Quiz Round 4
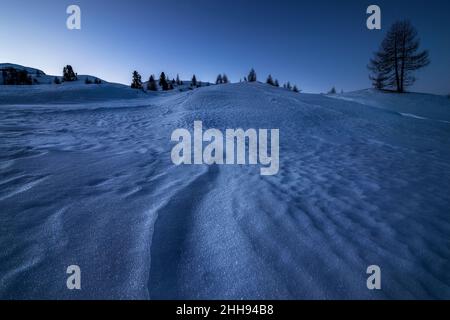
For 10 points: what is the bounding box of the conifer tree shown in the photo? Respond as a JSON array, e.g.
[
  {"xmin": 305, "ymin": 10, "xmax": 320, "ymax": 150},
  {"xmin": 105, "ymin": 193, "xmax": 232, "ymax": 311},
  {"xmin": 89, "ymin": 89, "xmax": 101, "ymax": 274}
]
[
  {"xmin": 222, "ymin": 74, "xmax": 229, "ymax": 84},
  {"xmin": 368, "ymin": 20, "xmax": 430, "ymax": 92},
  {"xmin": 131, "ymin": 71, "xmax": 143, "ymax": 89},
  {"xmin": 248, "ymin": 68, "xmax": 257, "ymax": 82},
  {"xmin": 159, "ymin": 72, "xmax": 169, "ymax": 91},
  {"xmin": 63, "ymin": 65, "xmax": 77, "ymax": 82},
  {"xmin": 147, "ymin": 75, "xmax": 158, "ymax": 91},
  {"xmin": 191, "ymin": 74, "xmax": 198, "ymax": 87}
]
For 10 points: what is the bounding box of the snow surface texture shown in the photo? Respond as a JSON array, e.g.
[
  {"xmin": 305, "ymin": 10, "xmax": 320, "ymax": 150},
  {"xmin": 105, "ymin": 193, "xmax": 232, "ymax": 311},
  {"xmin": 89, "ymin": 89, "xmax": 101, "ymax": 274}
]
[{"xmin": 0, "ymin": 82, "xmax": 449, "ymax": 299}]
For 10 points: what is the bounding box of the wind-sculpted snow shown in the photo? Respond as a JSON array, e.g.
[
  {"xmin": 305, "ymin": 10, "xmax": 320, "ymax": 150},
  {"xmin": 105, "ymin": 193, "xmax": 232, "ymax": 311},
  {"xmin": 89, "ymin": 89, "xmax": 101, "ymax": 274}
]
[{"xmin": 0, "ymin": 83, "xmax": 449, "ymax": 299}]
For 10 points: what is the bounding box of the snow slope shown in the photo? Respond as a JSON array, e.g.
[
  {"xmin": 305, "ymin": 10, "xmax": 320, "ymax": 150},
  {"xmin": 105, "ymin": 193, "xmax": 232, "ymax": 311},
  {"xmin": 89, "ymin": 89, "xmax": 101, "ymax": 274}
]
[
  {"xmin": 0, "ymin": 63, "xmax": 207, "ymax": 105},
  {"xmin": 0, "ymin": 82, "xmax": 147, "ymax": 105},
  {"xmin": 0, "ymin": 63, "xmax": 144, "ymax": 105},
  {"xmin": 0, "ymin": 82, "xmax": 449, "ymax": 299},
  {"xmin": 0, "ymin": 63, "xmax": 110, "ymax": 87},
  {"xmin": 332, "ymin": 89, "xmax": 450, "ymax": 123}
]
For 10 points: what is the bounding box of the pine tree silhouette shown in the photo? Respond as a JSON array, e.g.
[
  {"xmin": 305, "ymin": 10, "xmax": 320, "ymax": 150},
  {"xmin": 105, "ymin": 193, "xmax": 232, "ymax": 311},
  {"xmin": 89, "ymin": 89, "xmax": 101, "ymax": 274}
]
[
  {"xmin": 248, "ymin": 68, "xmax": 257, "ymax": 82},
  {"xmin": 63, "ymin": 65, "xmax": 77, "ymax": 82},
  {"xmin": 191, "ymin": 75, "xmax": 198, "ymax": 87},
  {"xmin": 147, "ymin": 75, "xmax": 158, "ymax": 91},
  {"xmin": 328, "ymin": 86, "xmax": 337, "ymax": 94},
  {"xmin": 159, "ymin": 72, "xmax": 169, "ymax": 91},
  {"xmin": 131, "ymin": 71, "xmax": 143, "ymax": 89},
  {"xmin": 222, "ymin": 74, "xmax": 229, "ymax": 84}
]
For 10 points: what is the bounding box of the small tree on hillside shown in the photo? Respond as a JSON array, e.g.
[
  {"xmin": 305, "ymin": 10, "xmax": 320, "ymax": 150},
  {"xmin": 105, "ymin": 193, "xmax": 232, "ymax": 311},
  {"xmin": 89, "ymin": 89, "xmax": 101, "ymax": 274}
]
[
  {"xmin": 216, "ymin": 74, "xmax": 223, "ymax": 84},
  {"xmin": 159, "ymin": 72, "xmax": 169, "ymax": 91},
  {"xmin": 328, "ymin": 86, "xmax": 337, "ymax": 94},
  {"xmin": 54, "ymin": 77, "xmax": 61, "ymax": 84},
  {"xmin": 131, "ymin": 71, "xmax": 143, "ymax": 89},
  {"xmin": 147, "ymin": 75, "xmax": 158, "ymax": 91},
  {"xmin": 274, "ymin": 79, "xmax": 279, "ymax": 87},
  {"xmin": 248, "ymin": 68, "xmax": 257, "ymax": 82},
  {"xmin": 222, "ymin": 74, "xmax": 229, "ymax": 84},
  {"xmin": 293, "ymin": 85, "xmax": 300, "ymax": 93},
  {"xmin": 266, "ymin": 74, "xmax": 274, "ymax": 86},
  {"xmin": 191, "ymin": 75, "xmax": 198, "ymax": 87},
  {"xmin": 63, "ymin": 65, "xmax": 77, "ymax": 82}
]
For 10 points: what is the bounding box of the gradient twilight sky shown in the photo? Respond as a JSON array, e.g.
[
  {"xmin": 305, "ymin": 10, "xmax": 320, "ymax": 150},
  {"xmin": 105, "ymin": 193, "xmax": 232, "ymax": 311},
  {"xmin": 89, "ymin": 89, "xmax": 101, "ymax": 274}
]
[{"xmin": 1, "ymin": 0, "xmax": 449, "ymax": 94}]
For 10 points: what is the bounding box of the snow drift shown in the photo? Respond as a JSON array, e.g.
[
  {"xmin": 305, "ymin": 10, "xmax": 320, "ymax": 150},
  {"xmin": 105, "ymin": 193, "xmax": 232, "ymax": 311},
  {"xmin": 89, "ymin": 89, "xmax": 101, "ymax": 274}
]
[{"xmin": 0, "ymin": 79, "xmax": 449, "ymax": 299}]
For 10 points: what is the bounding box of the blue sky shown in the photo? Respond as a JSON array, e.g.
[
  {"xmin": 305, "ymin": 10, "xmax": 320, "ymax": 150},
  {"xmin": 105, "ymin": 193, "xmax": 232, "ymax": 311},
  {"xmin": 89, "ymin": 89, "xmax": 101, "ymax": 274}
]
[{"xmin": 1, "ymin": 0, "xmax": 449, "ymax": 94}]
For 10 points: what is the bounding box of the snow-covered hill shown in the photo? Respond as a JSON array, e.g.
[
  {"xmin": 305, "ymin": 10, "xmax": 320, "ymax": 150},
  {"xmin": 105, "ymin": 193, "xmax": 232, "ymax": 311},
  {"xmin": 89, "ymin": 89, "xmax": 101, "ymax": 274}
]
[
  {"xmin": 0, "ymin": 82, "xmax": 148, "ymax": 105},
  {"xmin": 332, "ymin": 89, "xmax": 450, "ymax": 123},
  {"xmin": 0, "ymin": 64, "xmax": 210, "ymax": 104},
  {"xmin": 0, "ymin": 82, "xmax": 449, "ymax": 299},
  {"xmin": 0, "ymin": 63, "xmax": 109, "ymax": 86},
  {"xmin": 0, "ymin": 63, "xmax": 144, "ymax": 104}
]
